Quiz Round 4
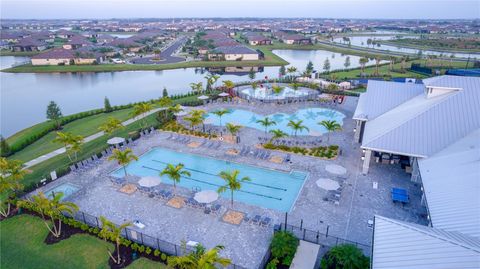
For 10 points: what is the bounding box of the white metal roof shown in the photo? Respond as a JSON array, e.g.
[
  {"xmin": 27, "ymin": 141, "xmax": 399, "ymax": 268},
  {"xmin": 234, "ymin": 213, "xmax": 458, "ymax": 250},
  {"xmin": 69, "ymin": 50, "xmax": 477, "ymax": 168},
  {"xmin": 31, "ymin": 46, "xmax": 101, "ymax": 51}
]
[
  {"xmin": 361, "ymin": 76, "xmax": 480, "ymax": 157},
  {"xmin": 419, "ymin": 128, "xmax": 480, "ymax": 238},
  {"xmin": 353, "ymin": 80, "xmax": 424, "ymax": 120},
  {"xmin": 372, "ymin": 215, "xmax": 480, "ymax": 269}
]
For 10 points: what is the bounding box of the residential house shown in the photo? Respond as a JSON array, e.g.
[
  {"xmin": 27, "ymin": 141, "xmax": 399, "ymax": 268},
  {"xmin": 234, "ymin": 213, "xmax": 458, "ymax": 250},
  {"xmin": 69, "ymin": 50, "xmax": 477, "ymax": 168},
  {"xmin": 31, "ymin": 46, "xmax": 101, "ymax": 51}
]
[
  {"xmin": 208, "ymin": 45, "xmax": 259, "ymax": 61},
  {"xmin": 245, "ymin": 34, "xmax": 272, "ymax": 46},
  {"xmin": 109, "ymin": 38, "xmax": 145, "ymax": 52},
  {"xmin": 11, "ymin": 37, "xmax": 48, "ymax": 51},
  {"xmin": 62, "ymin": 35, "xmax": 93, "ymax": 50},
  {"xmin": 31, "ymin": 48, "xmax": 104, "ymax": 65}
]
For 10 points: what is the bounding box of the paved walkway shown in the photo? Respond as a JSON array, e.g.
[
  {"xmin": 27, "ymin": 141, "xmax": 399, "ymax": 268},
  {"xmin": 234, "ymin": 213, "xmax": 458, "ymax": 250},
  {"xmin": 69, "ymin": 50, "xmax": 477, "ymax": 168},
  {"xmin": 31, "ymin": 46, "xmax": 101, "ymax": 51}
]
[
  {"xmin": 23, "ymin": 108, "xmax": 163, "ymax": 169},
  {"xmin": 290, "ymin": 240, "xmax": 320, "ymax": 269}
]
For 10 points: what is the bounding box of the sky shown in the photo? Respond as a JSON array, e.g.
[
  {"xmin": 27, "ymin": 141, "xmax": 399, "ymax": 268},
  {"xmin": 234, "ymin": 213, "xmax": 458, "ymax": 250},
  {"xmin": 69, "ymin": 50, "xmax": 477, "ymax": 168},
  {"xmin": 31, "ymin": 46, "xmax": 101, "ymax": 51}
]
[{"xmin": 1, "ymin": 0, "xmax": 479, "ymax": 20}]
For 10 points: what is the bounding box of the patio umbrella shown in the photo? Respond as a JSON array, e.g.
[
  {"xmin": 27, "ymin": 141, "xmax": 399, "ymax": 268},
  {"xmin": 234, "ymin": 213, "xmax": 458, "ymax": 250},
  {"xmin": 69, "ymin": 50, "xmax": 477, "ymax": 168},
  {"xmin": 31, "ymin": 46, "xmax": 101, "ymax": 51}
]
[
  {"xmin": 316, "ymin": 178, "xmax": 340, "ymax": 191},
  {"xmin": 194, "ymin": 190, "xmax": 219, "ymax": 204},
  {"xmin": 107, "ymin": 137, "xmax": 125, "ymax": 145},
  {"xmin": 197, "ymin": 95, "xmax": 210, "ymax": 100},
  {"xmin": 138, "ymin": 176, "xmax": 161, "ymax": 187},
  {"xmin": 218, "ymin": 92, "xmax": 229, "ymax": 97}
]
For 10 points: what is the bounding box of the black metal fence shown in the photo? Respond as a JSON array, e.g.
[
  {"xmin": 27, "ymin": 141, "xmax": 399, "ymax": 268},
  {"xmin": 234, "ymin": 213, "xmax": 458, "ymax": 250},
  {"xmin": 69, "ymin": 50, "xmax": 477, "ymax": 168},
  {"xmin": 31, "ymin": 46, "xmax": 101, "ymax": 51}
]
[
  {"xmin": 279, "ymin": 223, "xmax": 372, "ymax": 257},
  {"xmin": 71, "ymin": 210, "xmax": 268, "ymax": 269}
]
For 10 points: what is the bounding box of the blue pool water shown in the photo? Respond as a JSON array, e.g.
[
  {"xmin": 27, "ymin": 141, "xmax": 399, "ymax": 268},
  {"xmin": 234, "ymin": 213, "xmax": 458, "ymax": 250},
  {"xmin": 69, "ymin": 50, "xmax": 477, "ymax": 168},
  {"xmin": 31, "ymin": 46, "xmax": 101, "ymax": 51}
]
[
  {"xmin": 111, "ymin": 148, "xmax": 307, "ymax": 212},
  {"xmin": 205, "ymin": 108, "xmax": 345, "ymax": 136},
  {"xmin": 45, "ymin": 183, "xmax": 80, "ymax": 200}
]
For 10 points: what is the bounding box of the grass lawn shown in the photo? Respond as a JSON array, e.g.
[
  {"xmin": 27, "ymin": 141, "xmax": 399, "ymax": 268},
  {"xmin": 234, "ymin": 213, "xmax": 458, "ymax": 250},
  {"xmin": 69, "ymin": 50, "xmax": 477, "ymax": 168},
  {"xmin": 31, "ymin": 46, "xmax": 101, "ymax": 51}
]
[
  {"xmin": 0, "ymin": 214, "xmax": 167, "ymax": 269},
  {"xmin": 0, "ymin": 214, "xmax": 113, "ymax": 269},
  {"xmin": 0, "ymin": 50, "xmax": 42, "ymax": 56}
]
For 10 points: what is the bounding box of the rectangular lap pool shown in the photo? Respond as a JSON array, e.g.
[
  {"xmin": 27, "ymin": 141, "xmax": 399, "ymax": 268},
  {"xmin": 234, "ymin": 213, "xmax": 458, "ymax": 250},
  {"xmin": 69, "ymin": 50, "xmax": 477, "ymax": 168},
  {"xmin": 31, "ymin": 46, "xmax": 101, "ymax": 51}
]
[{"xmin": 111, "ymin": 148, "xmax": 307, "ymax": 212}]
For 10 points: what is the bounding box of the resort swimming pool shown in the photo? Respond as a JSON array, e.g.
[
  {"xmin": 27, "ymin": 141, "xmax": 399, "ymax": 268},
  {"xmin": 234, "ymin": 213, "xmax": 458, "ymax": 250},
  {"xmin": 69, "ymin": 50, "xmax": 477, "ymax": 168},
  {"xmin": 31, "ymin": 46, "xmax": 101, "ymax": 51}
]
[
  {"xmin": 45, "ymin": 182, "xmax": 80, "ymax": 200},
  {"xmin": 240, "ymin": 86, "xmax": 309, "ymax": 100},
  {"xmin": 205, "ymin": 108, "xmax": 345, "ymax": 136},
  {"xmin": 111, "ymin": 147, "xmax": 307, "ymax": 212}
]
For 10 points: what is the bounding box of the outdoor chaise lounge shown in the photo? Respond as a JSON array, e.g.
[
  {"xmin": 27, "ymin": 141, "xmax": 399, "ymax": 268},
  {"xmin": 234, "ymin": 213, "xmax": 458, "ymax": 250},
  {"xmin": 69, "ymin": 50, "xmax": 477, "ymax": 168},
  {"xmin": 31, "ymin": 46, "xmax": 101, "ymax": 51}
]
[
  {"xmin": 251, "ymin": 215, "xmax": 261, "ymax": 225},
  {"xmin": 261, "ymin": 217, "xmax": 272, "ymax": 227}
]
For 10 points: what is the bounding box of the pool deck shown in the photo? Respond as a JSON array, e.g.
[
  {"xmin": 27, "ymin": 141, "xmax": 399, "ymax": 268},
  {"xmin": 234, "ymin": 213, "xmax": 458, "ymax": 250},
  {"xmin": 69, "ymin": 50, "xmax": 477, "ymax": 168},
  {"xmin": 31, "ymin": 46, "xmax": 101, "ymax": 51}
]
[{"xmin": 31, "ymin": 97, "xmax": 428, "ymax": 268}]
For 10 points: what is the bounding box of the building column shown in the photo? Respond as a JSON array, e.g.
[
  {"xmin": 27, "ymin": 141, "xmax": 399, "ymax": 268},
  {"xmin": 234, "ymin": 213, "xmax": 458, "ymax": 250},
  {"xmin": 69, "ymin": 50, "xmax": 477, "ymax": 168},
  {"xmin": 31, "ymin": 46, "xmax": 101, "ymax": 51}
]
[
  {"xmin": 362, "ymin": 149, "xmax": 372, "ymax": 175},
  {"xmin": 354, "ymin": 120, "xmax": 362, "ymax": 143}
]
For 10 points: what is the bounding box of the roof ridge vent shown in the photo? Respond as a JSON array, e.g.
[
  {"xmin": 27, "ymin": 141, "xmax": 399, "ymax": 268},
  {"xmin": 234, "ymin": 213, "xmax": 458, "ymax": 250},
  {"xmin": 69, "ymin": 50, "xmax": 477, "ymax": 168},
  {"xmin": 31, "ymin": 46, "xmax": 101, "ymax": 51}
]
[{"xmin": 425, "ymin": 85, "xmax": 461, "ymax": 99}]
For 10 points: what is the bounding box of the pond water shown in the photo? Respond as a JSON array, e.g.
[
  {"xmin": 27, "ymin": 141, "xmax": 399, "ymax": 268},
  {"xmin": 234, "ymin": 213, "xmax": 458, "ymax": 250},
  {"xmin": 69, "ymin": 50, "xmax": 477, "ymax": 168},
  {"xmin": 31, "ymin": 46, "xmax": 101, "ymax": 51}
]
[
  {"xmin": 1, "ymin": 49, "xmax": 375, "ymax": 136},
  {"xmin": 333, "ymin": 35, "xmax": 480, "ymax": 59}
]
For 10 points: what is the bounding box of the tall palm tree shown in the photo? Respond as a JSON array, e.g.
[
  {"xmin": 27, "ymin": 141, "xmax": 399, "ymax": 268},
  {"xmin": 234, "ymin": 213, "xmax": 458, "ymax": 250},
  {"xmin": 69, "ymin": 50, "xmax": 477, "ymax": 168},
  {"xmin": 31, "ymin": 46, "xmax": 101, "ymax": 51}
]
[
  {"xmin": 256, "ymin": 117, "xmax": 277, "ymax": 135},
  {"xmin": 211, "ymin": 109, "xmax": 230, "ymax": 127},
  {"xmin": 225, "ymin": 123, "xmax": 242, "ymax": 143},
  {"xmin": 217, "ymin": 170, "xmax": 250, "ymax": 208},
  {"xmin": 158, "ymin": 97, "xmax": 173, "ymax": 119},
  {"xmin": 53, "ymin": 132, "xmax": 84, "ymax": 162},
  {"xmin": 286, "ymin": 66, "xmax": 297, "ymax": 77},
  {"xmin": 359, "ymin": 57, "xmax": 369, "ymax": 74},
  {"xmin": 269, "ymin": 129, "xmax": 288, "ymax": 143},
  {"xmin": 287, "ymin": 120, "xmax": 309, "ymax": 137},
  {"xmin": 374, "ymin": 57, "xmax": 381, "ymax": 76},
  {"xmin": 190, "ymin": 82, "xmax": 203, "ymax": 94},
  {"xmin": 108, "ymin": 148, "xmax": 138, "ymax": 177},
  {"xmin": 168, "ymin": 103, "xmax": 184, "ymax": 116},
  {"xmin": 0, "ymin": 158, "xmax": 25, "ymax": 218},
  {"xmin": 319, "ymin": 120, "xmax": 342, "ymax": 142},
  {"xmin": 183, "ymin": 111, "xmax": 204, "ymax": 131},
  {"xmin": 99, "ymin": 216, "xmax": 132, "ymax": 265},
  {"xmin": 222, "ymin": 80, "xmax": 235, "ymax": 92},
  {"xmin": 160, "ymin": 163, "xmax": 191, "ymax": 195},
  {"xmin": 167, "ymin": 244, "xmax": 231, "ymax": 269},
  {"xmin": 210, "ymin": 74, "xmax": 220, "ymax": 89},
  {"xmin": 27, "ymin": 192, "xmax": 79, "ymax": 238},
  {"xmin": 99, "ymin": 117, "xmax": 124, "ymax": 137},
  {"xmin": 131, "ymin": 102, "xmax": 153, "ymax": 129}
]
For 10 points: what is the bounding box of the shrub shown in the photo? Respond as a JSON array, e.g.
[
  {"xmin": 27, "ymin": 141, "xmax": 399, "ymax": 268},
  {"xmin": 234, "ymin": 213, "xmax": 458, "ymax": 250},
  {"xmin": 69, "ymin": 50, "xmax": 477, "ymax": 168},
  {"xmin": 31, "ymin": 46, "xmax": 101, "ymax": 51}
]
[
  {"xmin": 138, "ymin": 245, "xmax": 145, "ymax": 253},
  {"xmin": 321, "ymin": 244, "xmax": 370, "ymax": 269},
  {"xmin": 270, "ymin": 231, "xmax": 299, "ymax": 266},
  {"xmin": 80, "ymin": 224, "xmax": 89, "ymax": 231},
  {"xmin": 266, "ymin": 258, "xmax": 279, "ymax": 269},
  {"xmin": 145, "ymin": 247, "xmax": 152, "ymax": 255},
  {"xmin": 154, "ymin": 249, "xmax": 161, "ymax": 257},
  {"xmin": 161, "ymin": 253, "xmax": 167, "ymax": 261},
  {"xmin": 131, "ymin": 243, "xmax": 139, "ymax": 251}
]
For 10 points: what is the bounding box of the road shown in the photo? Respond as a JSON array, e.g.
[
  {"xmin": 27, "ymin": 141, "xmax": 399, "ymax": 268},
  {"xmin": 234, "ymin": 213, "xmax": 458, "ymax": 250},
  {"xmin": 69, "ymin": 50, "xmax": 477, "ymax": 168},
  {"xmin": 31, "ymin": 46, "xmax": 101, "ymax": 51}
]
[{"xmin": 131, "ymin": 37, "xmax": 187, "ymax": 64}]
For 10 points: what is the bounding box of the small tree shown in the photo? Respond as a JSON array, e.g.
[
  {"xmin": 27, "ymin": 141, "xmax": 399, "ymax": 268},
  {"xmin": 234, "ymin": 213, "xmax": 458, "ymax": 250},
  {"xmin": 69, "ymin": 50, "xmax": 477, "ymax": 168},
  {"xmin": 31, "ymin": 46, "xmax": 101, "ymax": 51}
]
[
  {"xmin": 99, "ymin": 216, "xmax": 132, "ymax": 265},
  {"xmin": 99, "ymin": 117, "xmax": 124, "ymax": 137},
  {"xmin": 162, "ymin": 87, "xmax": 169, "ymax": 97},
  {"xmin": 248, "ymin": 67, "xmax": 256, "ymax": 80},
  {"xmin": 279, "ymin": 65, "xmax": 286, "ymax": 77},
  {"xmin": 46, "ymin": 101, "xmax": 63, "ymax": 130},
  {"xmin": 323, "ymin": 58, "xmax": 331, "ymax": 72},
  {"xmin": 256, "ymin": 117, "xmax": 277, "ymax": 135},
  {"xmin": 269, "ymin": 129, "xmax": 288, "ymax": 143},
  {"xmin": 160, "ymin": 163, "xmax": 191, "ymax": 195},
  {"xmin": 108, "ymin": 148, "xmax": 138, "ymax": 177},
  {"xmin": 287, "ymin": 120, "xmax": 309, "ymax": 137},
  {"xmin": 104, "ymin": 97, "xmax": 113, "ymax": 113},
  {"xmin": 306, "ymin": 60, "xmax": 314, "ymax": 74},
  {"xmin": 225, "ymin": 123, "xmax": 242, "ymax": 143},
  {"xmin": 344, "ymin": 56, "xmax": 351, "ymax": 69},
  {"xmin": 217, "ymin": 170, "xmax": 250, "ymax": 208},
  {"xmin": 359, "ymin": 57, "xmax": 369, "ymax": 74},
  {"xmin": 0, "ymin": 158, "xmax": 25, "ymax": 218},
  {"xmin": 0, "ymin": 136, "xmax": 11, "ymax": 157},
  {"xmin": 131, "ymin": 102, "xmax": 153, "ymax": 130},
  {"xmin": 53, "ymin": 132, "xmax": 84, "ymax": 162},
  {"xmin": 270, "ymin": 231, "xmax": 299, "ymax": 266},
  {"xmin": 321, "ymin": 244, "xmax": 370, "ymax": 269},
  {"xmin": 167, "ymin": 244, "xmax": 231, "ymax": 269}
]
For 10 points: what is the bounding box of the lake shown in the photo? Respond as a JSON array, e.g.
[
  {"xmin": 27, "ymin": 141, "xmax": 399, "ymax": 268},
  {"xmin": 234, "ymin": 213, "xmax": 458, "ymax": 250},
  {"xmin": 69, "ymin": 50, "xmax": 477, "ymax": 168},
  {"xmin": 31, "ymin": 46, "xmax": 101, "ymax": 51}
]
[
  {"xmin": 1, "ymin": 49, "xmax": 378, "ymax": 136},
  {"xmin": 333, "ymin": 35, "xmax": 480, "ymax": 59}
]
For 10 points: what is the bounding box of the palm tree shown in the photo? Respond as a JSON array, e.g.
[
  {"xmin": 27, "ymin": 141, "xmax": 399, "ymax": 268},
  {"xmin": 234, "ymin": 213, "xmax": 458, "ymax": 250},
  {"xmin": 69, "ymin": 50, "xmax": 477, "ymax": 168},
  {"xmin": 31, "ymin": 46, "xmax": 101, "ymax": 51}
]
[
  {"xmin": 256, "ymin": 117, "xmax": 276, "ymax": 135},
  {"xmin": 374, "ymin": 57, "xmax": 381, "ymax": 76},
  {"xmin": 158, "ymin": 96, "xmax": 173, "ymax": 119},
  {"xmin": 53, "ymin": 132, "xmax": 84, "ymax": 162},
  {"xmin": 167, "ymin": 244, "xmax": 231, "ymax": 269},
  {"xmin": 287, "ymin": 120, "xmax": 309, "ymax": 137},
  {"xmin": 359, "ymin": 57, "xmax": 369, "ymax": 74},
  {"xmin": 319, "ymin": 120, "xmax": 342, "ymax": 142},
  {"xmin": 99, "ymin": 216, "xmax": 132, "ymax": 265},
  {"xmin": 271, "ymin": 85, "xmax": 284, "ymax": 95},
  {"xmin": 190, "ymin": 82, "xmax": 203, "ymax": 94},
  {"xmin": 225, "ymin": 123, "xmax": 242, "ymax": 143},
  {"xmin": 217, "ymin": 170, "xmax": 250, "ymax": 208},
  {"xmin": 28, "ymin": 192, "xmax": 79, "ymax": 238},
  {"xmin": 183, "ymin": 110, "xmax": 205, "ymax": 131},
  {"xmin": 222, "ymin": 80, "xmax": 235, "ymax": 92},
  {"xmin": 269, "ymin": 129, "xmax": 288, "ymax": 143},
  {"xmin": 289, "ymin": 83, "xmax": 301, "ymax": 91},
  {"xmin": 251, "ymin": 81, "xmax": 259, "ymax": 92},
  {"xmin": 211, "ymin": 109, "xmax": 230, "ymax": 127},
  {"xmin": 108, "ymin": 148, "xmax": 138, "ymax": 177},
  {"xmin": 131, "ymin": 102, "xmax": 153, "ymax": 129},
  {"xmin": 99, "ymin": 117, "xmax": 124, "ymax": 137},
  {"xmin": 0, "ymin": 158, "xmax": 25, "ymax": 218},
  {"xmin": 286, "ymin": 66, "xmax": 297, "ymax": 77},
  {"xmin": 210, "ymin": 74, "xmax": 220, "ymax": 89},
  {"xmin": 168, "ymin": 103, "xmax": 183, "ymax": 116},
  {"xmin": 160, "ymin": 163, "xmax": 191, "ymax": 195}
]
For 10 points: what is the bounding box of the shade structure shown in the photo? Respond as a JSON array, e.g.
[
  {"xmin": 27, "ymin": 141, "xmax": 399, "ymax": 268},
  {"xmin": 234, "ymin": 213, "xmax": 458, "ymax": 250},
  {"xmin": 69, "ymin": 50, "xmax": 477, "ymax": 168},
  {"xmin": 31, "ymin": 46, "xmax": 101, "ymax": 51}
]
[
  {"xmin": 197, "ymin": 95, "xmax": 210, "ymax": 100},
  {"xmin": 107, "ymin": 137, "xmax": 125, "ymax": 145},
  {"xmin": 218, "ymin": 92, "xmax": 230, "ymax": 97},
  {"xmin": 138, "ymin": 176, "xmax": 161, "ymax": 187},
  {"xmin": 194, "ymin": 190, "xmax": 219, "ymax": 204}
]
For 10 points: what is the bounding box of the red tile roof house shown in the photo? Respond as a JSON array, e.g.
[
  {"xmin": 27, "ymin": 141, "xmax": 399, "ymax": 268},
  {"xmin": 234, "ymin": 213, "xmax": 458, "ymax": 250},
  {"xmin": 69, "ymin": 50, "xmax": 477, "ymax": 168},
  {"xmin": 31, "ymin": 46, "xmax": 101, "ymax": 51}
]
[
  {"xmin": 62, "ymin": 35, "xmax": 93, "ymax": 50},
  {"xmin": 10, "ymin": 37, "xmax": 48, "ymax": 51},
  {"xmin": 208, "ymin": 45, "xmax": 259, "ymax": 61},
  {"xmin": 31, "ymin": 48, "xmax": 104, "ymax": 65},
  {"xmin": 245, "ymin": 35, "xmax": 272, "ymax": 46}
]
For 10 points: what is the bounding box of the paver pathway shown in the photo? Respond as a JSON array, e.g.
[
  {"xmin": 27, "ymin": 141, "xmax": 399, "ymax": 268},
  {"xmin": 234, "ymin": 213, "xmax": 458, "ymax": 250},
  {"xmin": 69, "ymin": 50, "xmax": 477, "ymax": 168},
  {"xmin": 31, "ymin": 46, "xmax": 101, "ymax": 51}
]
[
  {"xmin": 290, "ymin": 240, "xmax": 320, "ymax": 269},
  {"xmin": 23, "ymin": 108, "xmax": 163, "ymax": 169}
]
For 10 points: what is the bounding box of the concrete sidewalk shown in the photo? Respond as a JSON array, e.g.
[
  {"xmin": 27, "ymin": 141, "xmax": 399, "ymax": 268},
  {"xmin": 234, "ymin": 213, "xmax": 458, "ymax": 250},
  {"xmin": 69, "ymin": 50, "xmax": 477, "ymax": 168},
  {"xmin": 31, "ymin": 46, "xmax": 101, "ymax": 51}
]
[
  {"xmin": 23, "ymin": 108, "xmax": 163, "ymax": 169},
  {"xmin": 290, "ymin": 240, "xmax": 320, "ymax": 269}
]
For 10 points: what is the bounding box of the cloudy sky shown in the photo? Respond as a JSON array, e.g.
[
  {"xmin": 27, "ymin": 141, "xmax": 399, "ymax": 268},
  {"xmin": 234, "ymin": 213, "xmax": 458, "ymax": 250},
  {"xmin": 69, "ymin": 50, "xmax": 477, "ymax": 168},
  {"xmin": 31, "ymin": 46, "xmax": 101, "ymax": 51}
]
[{"xmin": 1, "ymin": 0, "xmax": 478, "ymax": 19}]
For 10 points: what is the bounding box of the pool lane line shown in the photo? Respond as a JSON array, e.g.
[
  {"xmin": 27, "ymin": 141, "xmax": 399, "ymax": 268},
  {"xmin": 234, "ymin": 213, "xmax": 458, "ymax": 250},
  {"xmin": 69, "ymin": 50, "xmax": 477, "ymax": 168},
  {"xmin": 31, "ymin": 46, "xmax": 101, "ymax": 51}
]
[
  {"xmin": 142, "ymin": 165, "xmax": 283, "ymax": 201},
  {"xmin": 150, "ymin": 159, "xmax": 288, "ymax": 191}
]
